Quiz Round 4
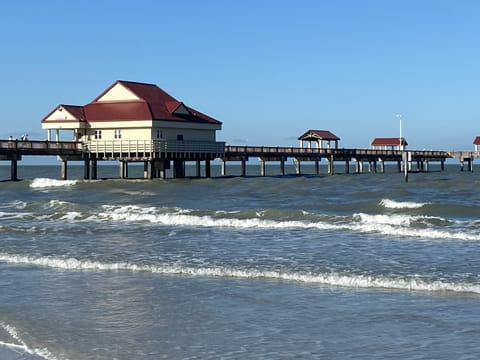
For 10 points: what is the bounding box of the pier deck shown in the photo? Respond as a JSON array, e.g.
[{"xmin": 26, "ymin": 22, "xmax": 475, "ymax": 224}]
[{"xmin": 0, "ymin": 139, "xmax": 469, "ymax": 180}]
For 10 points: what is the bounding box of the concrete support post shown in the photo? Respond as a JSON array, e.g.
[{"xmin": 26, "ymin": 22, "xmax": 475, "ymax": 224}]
[
  {"xmin": 158, "ymin": 160, "xmax": 167, "ymax": 179},
  {"xmin": 260, "ymin": 159, "xmax": 266, "ymax": 177},
  {"xmin": 83, "ymin": 158, "xmax": 89, "ymax": 180},
  {"xmin": 120, "ymin": 161, "xmax": 128, "ymax": 179},
  {"xmin": 355, "ymin": 160, "xmax": 360, "ymax": 173},
  {"xmin": 241, "ymin": 159, "xmax": 246, "ymax": 177},
  {"xmin": 91, "ymin": 159, "xmax": 97, "ymax": 180},
  {"xmin": 345, "ymin": 160, "xmax": 350, "ymax": 174},
  {"xmin": 11, "ymin": 160, "xmax": 18, "ymax": 181},
  {"xmin": 196, "ymin": 160, "xmax": 201, "ymax": 178},
  {"xmin": 221, "ymin": 160, "xmax": 226, "ymax": 176},
  {"xmin": 441, "ymin": 160, "xmax": 445, "ymax": 171},
  {"xmin": 280, "ymin": 159, "xmax": 285, "ymax": 176},
  {"xmin": 144, "ymin": 161, "xmax": 153, "ymax": 179},
  {"xmin": 205, "ymin": 160, "xmax": 211, "ymax": 178},
  {"xmin": 295, "ymin": 159, "xmax": 301, "ymax": 175},
  {"xmin": 314, "ymin": 160, "xmax": 320, "ymax": 175},
  {"xmin": 328, "ymin": 156, "xmax": 334, "ymax": 175},
  {"xmin": 379, "ymin": 159, "xmax": 384, "ymax": 173},
  {"xmin": 61, "ymin": 160, "xmax": 68, "ymax": 180},
  {"xmin": 173, "ymin": 160, "xmax": 185, "ymax": 178},
  {"xmin": 397, "ymin": 160, "xmax": 402, "ymax": 172}
]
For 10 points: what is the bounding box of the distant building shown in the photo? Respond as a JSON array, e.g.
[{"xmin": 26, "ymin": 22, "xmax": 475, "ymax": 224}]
[
  {"xmin": 298, "ymin": 129, "xmax": 340, "ymax": 149},
  {"xmin": 371, "ymin": 137, "xmax": 407, "ymax": 151},
  {"xmin": 41, "ymin": 80, "xmax": 222, "ymax": 144},
  {"xmin": 474, "ymin": 136, "xmax": 480, "ymax": 153}
]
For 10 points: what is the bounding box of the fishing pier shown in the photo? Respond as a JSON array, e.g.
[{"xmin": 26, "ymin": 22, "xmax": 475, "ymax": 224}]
[
  {"xmin": 0, "ymin": 138, "xmax": 459, "ymax": 181},
  {"xmin": 1, "ymin": 81, "xmax": 478, "ymax": 181},
  {"xmin": 221, "ymin": 146, "xmax": 451, "ymax": 176}
]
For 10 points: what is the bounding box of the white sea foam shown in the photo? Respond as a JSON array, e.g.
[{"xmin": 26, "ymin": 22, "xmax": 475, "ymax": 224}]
[
  {"xmin": 59, "ymin": 212, "xmax": 82, "ymax": 221},
  {"xmin": 380, "ymin": 199, "xmax": 427, "ymax": 209},
  {"xmin": 98, "ymin": 205, "xmax": 341, "ymax": 231},
  {"xmin": 0, "ymin": 253, "xmax": 479, "ymax": 295},
  {"xmin": 47, "ymin": 200, "xmax": 70, "ymax": 208},
  {"xmin": 352, "ymin": 212, "xmax": 480, "ymax": 241},
  {"xmin": 30, "ymin": 178, "xmax": 78, "ymax": 189},
  {"xmin": 0, "ymin": 322, "xmax": 64, "ymax": 360},
  {"xmin": 95, "ymin": 205, "xmax": 480, "ymax": 241}
]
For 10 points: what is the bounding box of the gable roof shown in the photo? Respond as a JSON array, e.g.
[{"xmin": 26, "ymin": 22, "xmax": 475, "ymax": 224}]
[
  {"xmin": 41, "ymin": 104, "xmax": 86, "ymax": 123},
  {"xmin": 473, "ymin": 136, "xmax": 480, "ymax": 145},
  {"xmin": 42, "ymin": 80, "xmax": 221, "ymax": 125},
  {"xmin": 85, "ymin": 80, "xmax": 221, "ymax": 125},
  {"xmin": 298, "ymin": 129, "xmax": 340, "ymax": 141},
  {"xmin": 371, "ymin": 137, "xmax": 408, "ymax": 146}
]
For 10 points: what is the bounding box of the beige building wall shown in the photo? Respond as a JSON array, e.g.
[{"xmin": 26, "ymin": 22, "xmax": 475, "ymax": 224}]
[{"xmin": 153, "ymin": 128, "xmax": 216, "ymax": 142}]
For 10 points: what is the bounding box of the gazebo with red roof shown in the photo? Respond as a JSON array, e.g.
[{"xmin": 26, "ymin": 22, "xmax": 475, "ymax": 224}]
[
  {"xmin": 371, "ymin": 137, "xmax": 407, "ymax": 151},
  {"xmin": 298, "ymin": 129, "xmax": 340, "ymax": 149}
]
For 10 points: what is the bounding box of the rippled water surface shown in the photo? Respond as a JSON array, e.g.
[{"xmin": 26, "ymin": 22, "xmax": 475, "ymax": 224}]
[{"xmin": 1, "ymin": 164, "xmax": 480, "ymax": 359}]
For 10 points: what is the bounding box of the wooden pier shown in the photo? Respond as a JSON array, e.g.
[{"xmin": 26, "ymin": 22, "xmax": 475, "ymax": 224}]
[
  {"xmin": 221, "ymin": 146, "xmax": 450, "ymax": 176},
  {"xmin": 0, "ymin": 139, "xmax": 463, "ymax": 181}
]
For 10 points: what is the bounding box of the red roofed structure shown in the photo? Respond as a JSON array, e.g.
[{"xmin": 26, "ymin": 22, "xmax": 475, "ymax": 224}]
[
  {"xmin": 41, "ymin": 80, "xmax": 222, "ymax": 142},
  {"xmin": 298, "ymin": 129, "xmax": 340, "ymax": 149},
  {"xmin": 371, "ymin": 137, "xmax": 407, "ymax": 151},
  {"xmin": 40, "ymin": 80, "xmax": 225, "ymax": 179},
  {"xmin": 474, "ymin": 136, "xmax": 480, "ymax": 152}
]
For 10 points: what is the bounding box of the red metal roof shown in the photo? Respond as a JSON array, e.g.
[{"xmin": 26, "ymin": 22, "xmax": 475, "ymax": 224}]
[
  {"xmin": 298, "ymin": 129, "xmax": 340, "ymax": 141},
  {"xmin": 62, "ymin": 105, "xmax": 86, "ymax": 121},
  {"xmin": 84, "ymin": 101, "xmax": 152, "ymax": 121},
  {"xmin": 41, "ymin": 104, "xmax": 86, "ymax": 123},
  {"xmin": 42, "ymin": 80, "xmax": 221, "ymax": 125},
  {"xmin": 473, "ymin": 136, "xmax": 480, "ymax": 145},
  {"xmin": 371, "ymin": 137, "xmax": 408, "ymax": 146}
]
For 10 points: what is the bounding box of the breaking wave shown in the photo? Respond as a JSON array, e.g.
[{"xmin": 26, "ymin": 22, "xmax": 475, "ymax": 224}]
[
  {"xmin": 0, "ymin": 253, "xmax": 479, "ymax": 295},
  {"xmin": 94, "ymin": 205, "xmax": 480, "ymax": 242},
  {"xmin": 380, "ymin": 199, "xmax": 427, "ymax": 209},
  {"xmin": 30, "ymin": 178, "xmax": 78, "ymax": 189}
]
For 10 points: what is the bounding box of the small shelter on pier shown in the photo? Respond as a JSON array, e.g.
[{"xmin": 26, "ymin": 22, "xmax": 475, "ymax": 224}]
[
  {"xmin": 298, "ymin": 129, "xmax": 340, "ymax": 149},
  {"xmin": 473, "ymin": 136, "xmax": 480, "ymax": 153},
  {"xmin": 371, "ymin": 137, "xmax": 407, "ymax": 151}
]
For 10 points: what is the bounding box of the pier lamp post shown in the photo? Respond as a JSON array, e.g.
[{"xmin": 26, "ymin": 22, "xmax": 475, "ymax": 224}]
[{"xmin": 396, "ymin": 114, "xmax": 408, "ymax": 182}]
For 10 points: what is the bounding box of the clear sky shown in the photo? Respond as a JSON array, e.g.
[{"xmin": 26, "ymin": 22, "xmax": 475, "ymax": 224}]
[{"xmin": 1, "ymin": 0, "xmax": 479, "ymax": 152}]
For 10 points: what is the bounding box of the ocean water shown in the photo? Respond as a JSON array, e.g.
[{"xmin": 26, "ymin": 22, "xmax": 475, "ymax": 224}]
[{"xmin": 0, "ymin": 163, "xmax": 479, "ymax": 359}]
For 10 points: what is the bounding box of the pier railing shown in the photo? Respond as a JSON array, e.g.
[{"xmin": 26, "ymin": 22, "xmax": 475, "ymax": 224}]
[
  {"xmin": 224, "ymin": 146, "xmax": 450, "ymax": 159},
  {"xmin": 0, "ymin": 139, "xmax": 82, "ymax": 156},
  {"xmin": 84, "ymin": 140, "xmax": 226, "ymax": 159}
]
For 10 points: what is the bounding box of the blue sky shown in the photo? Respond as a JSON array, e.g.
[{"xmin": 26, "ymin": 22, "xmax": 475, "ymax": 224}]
[{"xmin": 1, "ymin": 0, "xmax": 479, "ymax": 152}]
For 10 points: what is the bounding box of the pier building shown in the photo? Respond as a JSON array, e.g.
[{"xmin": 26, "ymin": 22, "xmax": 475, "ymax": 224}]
[{"xmin": 40, "ymin": 80, "xmax": 224, "ymax": 179}]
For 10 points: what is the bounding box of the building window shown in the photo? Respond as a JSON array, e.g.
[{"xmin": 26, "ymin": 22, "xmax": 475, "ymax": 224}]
[
  {"xmin": 94, "ymin": 130, "xmax": 102, "ymax": 140},
  {"xmin": 177, "ymin": 134, "xmax": 184, "ymax": 141},
  {"xmin": 114, "ymin": 129, "xmax": 122, "ymax": 139},
  {"xmin": 156, "ymin": 129, "xmax": 163, "ymax": 139}
]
